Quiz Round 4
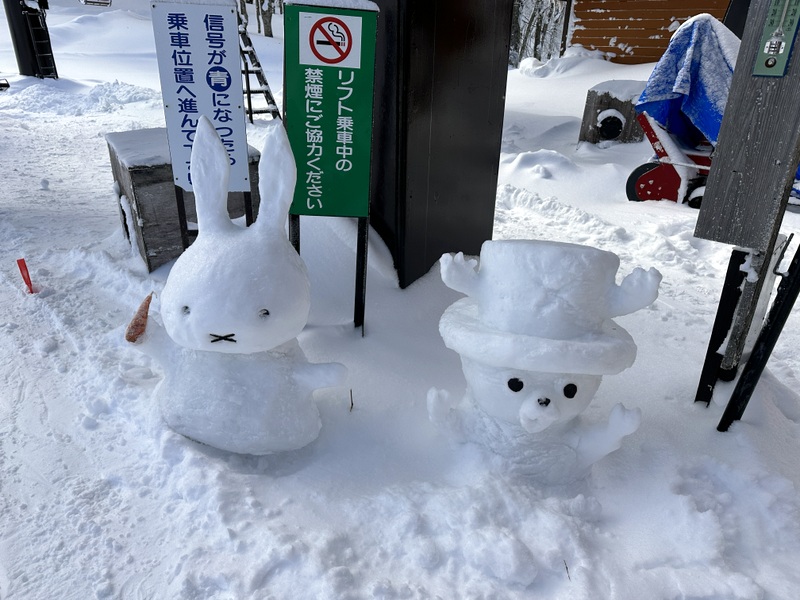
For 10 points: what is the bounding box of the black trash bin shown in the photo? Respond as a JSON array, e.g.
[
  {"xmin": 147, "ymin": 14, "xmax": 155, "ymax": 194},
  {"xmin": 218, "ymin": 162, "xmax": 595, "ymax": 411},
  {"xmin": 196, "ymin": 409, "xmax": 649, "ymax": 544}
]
[{"xmin": 369, "ymin": 0, "xmax": 513, "ymax": 288}]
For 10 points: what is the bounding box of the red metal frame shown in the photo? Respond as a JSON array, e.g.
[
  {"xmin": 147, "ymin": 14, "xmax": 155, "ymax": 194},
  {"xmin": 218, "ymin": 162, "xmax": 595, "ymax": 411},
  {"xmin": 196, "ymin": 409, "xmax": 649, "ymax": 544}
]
[{"xmin": 628, "ymin": 113, "xmax": 712, "ymax": 203}]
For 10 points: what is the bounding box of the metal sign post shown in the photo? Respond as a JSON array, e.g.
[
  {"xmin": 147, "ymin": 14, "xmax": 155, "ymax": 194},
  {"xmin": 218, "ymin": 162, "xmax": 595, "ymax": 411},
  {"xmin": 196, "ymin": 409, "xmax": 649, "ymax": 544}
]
[
  {"xmin": 283, "ymin": 2, "xmax": 378, "ymax": 332},
  {"xmin": 152, "ymin": 0, "xmax": 251, "ymax": 245}
]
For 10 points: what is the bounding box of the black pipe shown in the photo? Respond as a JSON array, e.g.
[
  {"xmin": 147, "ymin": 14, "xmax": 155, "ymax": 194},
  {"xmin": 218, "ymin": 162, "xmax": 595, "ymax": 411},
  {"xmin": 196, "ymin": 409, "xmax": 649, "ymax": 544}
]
[
  {"xmin": 3, "ymin": 0, "xmax": 40, "ymax": 76},
  {"xmin": 695, "ymin": 249, "xmax": 748, "ymax": 406},
  {"xmin": 718, "ymin": 242, "xmax": 800, "ymax": 431}
]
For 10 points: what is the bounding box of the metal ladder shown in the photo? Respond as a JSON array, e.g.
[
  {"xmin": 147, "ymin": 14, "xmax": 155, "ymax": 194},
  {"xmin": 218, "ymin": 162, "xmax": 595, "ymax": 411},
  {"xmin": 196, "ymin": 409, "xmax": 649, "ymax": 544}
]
[
  {"xmin": 25, "ymin": 8, "xmax": 58, "ymax": 79},
  {"xmin": 238, "ymin": 16, "xmax": 281, "ymax": 122}
]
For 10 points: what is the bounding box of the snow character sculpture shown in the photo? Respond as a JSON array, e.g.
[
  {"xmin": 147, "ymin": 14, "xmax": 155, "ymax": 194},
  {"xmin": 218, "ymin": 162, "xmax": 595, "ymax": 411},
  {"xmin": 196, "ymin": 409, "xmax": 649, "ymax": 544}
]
[
  {"xmin": 126, "ymin": 116, "xmax": 347, "ymax": 455},
  {"xmin": 428, "ymin": 239, "xmax": 661, "ymax": 482}
]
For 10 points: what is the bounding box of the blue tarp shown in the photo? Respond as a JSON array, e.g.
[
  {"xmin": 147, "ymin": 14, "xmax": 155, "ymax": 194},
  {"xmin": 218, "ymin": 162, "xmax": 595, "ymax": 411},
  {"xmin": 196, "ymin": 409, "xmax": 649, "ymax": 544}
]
[
  {"xmin": 637, "ymin": 14, "xmax": 800, "ymax": 182},
  {"xmin": 636, "ymin": 14, "xmax": 740, "ymax": 148}
]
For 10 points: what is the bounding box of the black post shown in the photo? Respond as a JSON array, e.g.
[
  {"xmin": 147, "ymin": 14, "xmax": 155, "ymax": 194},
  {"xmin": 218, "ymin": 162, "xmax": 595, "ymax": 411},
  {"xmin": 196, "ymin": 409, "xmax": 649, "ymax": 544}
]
[
  {"xmin": 694, "ymin": 249, "xmax": 748, "ymax": 405},
  {"xmin": 368, "ymin": 0, "xmax": 514, "ymax": 288},
  {"xmin": 354, "ymin": 217, "xmax": 369, "ymax": 333},
  {"xmin": 243, "ymin": 59, "xmax": 254, "ymax": 124},
  {"xmin": 243, "ymin": 191, "xmax": 253, "ymax": 226},
  {"xmin": 174, "ymin": 186, "xmax": 191, "ymax": 250},
  {"xmin": 3, "ymin": 0, "xmax": 45, "ymax": 77},
  {"xmin": 718, "ymin": 242, "xmax": 800, "ymax": 431},
  {"xmin": 289, "ymin": 214, "xmax": 300, "ymax": 254}
]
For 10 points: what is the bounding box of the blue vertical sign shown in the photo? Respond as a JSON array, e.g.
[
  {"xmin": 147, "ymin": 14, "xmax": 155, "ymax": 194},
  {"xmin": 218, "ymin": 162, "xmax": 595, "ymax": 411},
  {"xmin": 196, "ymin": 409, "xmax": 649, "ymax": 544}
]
[{"xmin": 152, "ymin": 0, "xmax": 250, "ymax": 192}]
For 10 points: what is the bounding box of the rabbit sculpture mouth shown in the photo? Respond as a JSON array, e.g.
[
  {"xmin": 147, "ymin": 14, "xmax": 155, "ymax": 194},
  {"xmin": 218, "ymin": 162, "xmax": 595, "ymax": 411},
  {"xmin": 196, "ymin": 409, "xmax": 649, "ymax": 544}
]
[{"xmin": 210, "ymin": 333, "xmax": 237, "ymax": 344}]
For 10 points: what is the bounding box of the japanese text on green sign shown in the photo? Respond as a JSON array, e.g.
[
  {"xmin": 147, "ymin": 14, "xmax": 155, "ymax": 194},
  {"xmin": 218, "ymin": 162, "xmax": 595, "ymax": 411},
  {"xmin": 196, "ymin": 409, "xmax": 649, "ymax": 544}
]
[{"xmin": 284, "ymin": 5, "xmax": 377, "ymax": 217}]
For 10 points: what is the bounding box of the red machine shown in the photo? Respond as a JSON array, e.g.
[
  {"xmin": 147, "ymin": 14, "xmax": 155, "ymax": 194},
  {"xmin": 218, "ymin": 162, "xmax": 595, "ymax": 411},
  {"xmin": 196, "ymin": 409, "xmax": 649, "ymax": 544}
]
[{"xmin": 626, "ymin": 112, "xmax": 713, "ymax": 208}]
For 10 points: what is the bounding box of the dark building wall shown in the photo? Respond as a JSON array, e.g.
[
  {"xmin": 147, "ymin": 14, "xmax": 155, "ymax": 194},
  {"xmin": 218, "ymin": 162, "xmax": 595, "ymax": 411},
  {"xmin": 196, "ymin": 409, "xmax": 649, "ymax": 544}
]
[{"xmin": 370, "ymin": 0, "xmax": 514, "ymax": 288}]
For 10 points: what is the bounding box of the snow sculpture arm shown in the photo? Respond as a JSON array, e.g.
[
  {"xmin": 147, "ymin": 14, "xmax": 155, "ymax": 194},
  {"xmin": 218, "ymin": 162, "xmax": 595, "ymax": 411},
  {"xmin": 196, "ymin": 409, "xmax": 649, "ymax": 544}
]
[
  {"xmin": 293, "ymin": 361, "xmax": 348, "ymax": 391},
  {"xmin": 124, "ymin": 293, "xmax": 172, "ymax": 362},
  {"xmin": 609, "ymin": 267, "xmax": 662, "ymax": 317},
  {"xmin": 427, "ymin": 387, "xmax": 469, "ymax": 441},
  {"xmin": 440, "ymin": 252, "xmax": 480, "ymax": 296},
  {"xmin": 125, "ymin": 293, "xmax": 153, "ymax": 344},
  {"xmin": 574, "ymin": 403, "xmax": 641, "ymax": 469}
]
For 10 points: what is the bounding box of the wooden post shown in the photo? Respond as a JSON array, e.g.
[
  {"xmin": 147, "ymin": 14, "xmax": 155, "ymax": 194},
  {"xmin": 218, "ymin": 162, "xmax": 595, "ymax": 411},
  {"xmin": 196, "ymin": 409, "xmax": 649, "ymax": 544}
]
[
  {"xmin": 694, "ymin": 0, "xmax": 800, "ymax": 253},
  {"xmin": 693, "ymin": 0, "xmax": 800, "ymax": 421}
]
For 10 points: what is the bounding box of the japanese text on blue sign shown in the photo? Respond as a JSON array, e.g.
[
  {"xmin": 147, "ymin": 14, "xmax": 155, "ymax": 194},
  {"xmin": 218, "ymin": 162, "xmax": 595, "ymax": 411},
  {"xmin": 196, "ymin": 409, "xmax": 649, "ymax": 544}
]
[{"xmin": 152, "ymin": 0, "xmax": 249, "ymax": 192}]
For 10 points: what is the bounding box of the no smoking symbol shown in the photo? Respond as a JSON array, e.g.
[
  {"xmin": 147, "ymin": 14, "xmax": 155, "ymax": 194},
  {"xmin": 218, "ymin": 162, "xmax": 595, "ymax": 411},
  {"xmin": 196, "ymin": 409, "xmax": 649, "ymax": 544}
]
[{"xmin": 309, "ymin": 17, "xmax": 352, "ymax": 64}]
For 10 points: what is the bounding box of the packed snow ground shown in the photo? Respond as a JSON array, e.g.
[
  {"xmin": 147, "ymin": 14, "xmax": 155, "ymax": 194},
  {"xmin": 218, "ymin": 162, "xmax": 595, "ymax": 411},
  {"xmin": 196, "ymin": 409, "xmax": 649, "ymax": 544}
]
[{"xmin": 2, "ymin": 2, "xmax": 800, "ymax": 599}]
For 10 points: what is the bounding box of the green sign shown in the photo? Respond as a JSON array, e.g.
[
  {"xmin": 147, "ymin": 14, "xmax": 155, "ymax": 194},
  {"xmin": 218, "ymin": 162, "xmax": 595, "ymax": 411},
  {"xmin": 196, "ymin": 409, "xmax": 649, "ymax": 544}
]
[
  {"xmin": 752, "ymin": 0, "xmax": 800, "ymax": 77},
  {"xmin": 284, "ymin": 4, "xmax": 377, "ymax": 217}
]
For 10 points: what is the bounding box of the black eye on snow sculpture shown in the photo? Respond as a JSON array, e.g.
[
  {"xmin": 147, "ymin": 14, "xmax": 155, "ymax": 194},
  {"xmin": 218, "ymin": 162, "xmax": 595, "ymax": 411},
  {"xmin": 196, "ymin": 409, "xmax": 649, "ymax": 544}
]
[
  {"xmin": 182, "ymin": 306, "xmax": 191, "ymax": 315},
  {"xmin": 507, "ymin": 378, "xmax": 524, "ymax": 393},
  {"xmin": 259, "ymin": 308, "xmax": 270, "ymax": 319},
  {"xmin": 563, "ymin": 383, "xmax": 578, "ymax": 399}
]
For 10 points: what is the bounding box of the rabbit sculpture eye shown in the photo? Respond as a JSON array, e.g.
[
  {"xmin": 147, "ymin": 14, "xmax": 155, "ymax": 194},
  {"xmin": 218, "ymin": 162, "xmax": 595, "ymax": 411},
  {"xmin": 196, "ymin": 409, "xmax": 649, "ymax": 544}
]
[{"xmin": 125, "ymin": 116, "xmax": 347, "ymax": 455}]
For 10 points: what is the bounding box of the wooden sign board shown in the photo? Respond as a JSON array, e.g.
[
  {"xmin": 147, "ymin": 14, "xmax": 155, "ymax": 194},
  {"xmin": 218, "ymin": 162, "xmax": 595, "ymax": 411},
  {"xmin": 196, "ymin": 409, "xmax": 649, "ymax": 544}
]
[{"xmin": 694, "ymin": 0, "xmax": 800, "ymax": 252}]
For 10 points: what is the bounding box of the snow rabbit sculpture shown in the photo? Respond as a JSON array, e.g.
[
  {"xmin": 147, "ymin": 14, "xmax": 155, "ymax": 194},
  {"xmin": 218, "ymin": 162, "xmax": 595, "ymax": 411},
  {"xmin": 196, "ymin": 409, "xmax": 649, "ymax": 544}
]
[{"xmin": 126, "ymin": 116, "xmax": 347, "ymax": 455}]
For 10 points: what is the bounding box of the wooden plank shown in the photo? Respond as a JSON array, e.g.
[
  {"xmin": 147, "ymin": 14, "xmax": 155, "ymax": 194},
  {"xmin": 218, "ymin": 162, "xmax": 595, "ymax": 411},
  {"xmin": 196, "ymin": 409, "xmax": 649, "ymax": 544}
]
[
  {"xmin": 694, "ymin": 0, "xmax": 800, "ymax": 253},
  {"xmin": 611, "ymin": 54, "xmax": 671, "ymax": 64},
  {"xmin": 574, "ymin": 0, "xmax": 727, "ymax": 11},
  {"xmin": 572, "ymin": 30, "xmax": 680, "ymax": 42},
  {"xmin": 574, "ymin": 17, "xmax": 717, "ymax": 28},
  {"xmin": 569, "ymin": 38, "xmax": 674, "ymax": 55},
  {"xmin": 575, "ymin": 11, "xmax": 725, "ymax": 21},
  {"xmin": 570, "ymin": 0, "xmax": 729, "ymax": 67},
  {"xmin": 573, "ymin": 35, "xmax": 680, "ymax": 48}
]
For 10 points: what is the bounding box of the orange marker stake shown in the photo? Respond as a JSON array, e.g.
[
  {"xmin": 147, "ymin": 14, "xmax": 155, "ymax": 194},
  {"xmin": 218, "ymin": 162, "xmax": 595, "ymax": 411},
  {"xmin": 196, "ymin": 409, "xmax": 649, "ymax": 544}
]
[{"xmin": 16, "ymin": 259, "xmax": 35, "ymax": 294}]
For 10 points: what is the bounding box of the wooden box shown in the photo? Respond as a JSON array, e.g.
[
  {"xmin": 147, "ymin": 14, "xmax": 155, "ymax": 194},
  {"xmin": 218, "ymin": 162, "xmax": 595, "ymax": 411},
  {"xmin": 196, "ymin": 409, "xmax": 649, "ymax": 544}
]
[
  {"xmin": 579, "ymin": 80, "xmax": 646, "ymax": 144},
  {"xmin": 106, "ymin": 128, "xmax": 261, "ymax": 272}
]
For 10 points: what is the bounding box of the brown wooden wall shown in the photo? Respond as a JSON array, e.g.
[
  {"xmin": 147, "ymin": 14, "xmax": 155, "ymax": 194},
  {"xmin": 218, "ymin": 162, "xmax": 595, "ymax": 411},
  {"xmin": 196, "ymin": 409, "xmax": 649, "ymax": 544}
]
[{"xmin": 569, "ymin": 0, "xmax": 730, "ymax": 64}]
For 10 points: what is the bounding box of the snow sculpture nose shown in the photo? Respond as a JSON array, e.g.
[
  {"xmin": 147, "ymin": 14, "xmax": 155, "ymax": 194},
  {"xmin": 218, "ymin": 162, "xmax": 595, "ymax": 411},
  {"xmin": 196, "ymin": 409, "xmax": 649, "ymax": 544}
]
[{"xmin": 519, "ymin": 394, "xmax": 560, "ymax": 433}]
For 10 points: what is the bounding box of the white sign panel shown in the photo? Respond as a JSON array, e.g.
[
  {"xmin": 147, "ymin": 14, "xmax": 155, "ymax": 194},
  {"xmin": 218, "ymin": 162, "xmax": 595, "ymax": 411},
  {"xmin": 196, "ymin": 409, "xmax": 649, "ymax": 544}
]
[
  {"xmin": 298, "ymin": 12, "xmax": 363, "ymax": 69},
  {"xmin": 152, "ymin": 0, "xmax": 249, "ymax": 191}
]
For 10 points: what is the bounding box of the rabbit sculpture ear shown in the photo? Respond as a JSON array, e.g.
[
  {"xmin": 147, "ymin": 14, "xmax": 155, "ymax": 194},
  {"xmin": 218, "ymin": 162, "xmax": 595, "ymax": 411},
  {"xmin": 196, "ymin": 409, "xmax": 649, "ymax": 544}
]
[
  {"xmin": 254, "ymin": 120, "xmax": 297, "ymax": 234},
  {"xmin": 191, "ymin": 115, "xmax": 236, "ymax": 236}
]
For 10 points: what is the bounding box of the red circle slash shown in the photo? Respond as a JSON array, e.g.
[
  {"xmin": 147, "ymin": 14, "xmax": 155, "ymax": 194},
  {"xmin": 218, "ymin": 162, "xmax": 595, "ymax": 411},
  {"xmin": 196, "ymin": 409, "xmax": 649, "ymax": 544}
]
[{"xmin": 309, "ymin": 17, "xmax": 352, "ymax": 64}]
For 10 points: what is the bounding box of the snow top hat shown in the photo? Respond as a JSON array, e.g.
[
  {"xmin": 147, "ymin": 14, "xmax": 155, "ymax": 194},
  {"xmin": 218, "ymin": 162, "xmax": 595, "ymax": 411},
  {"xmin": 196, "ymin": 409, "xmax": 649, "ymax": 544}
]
[{"xmin": 438, "ymin": 240, "xmax": 662, "ymax": 375}]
